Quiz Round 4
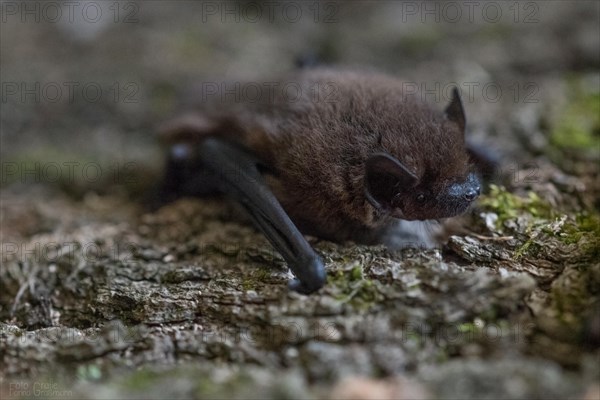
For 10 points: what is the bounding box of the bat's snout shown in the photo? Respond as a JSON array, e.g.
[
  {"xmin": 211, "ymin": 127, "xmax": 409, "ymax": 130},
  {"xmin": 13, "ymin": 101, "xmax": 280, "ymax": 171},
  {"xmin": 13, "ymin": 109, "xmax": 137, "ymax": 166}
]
[
  {"xmin": 463, "ymin": 185, "xmax": 480, "ymax": 202},
  {"xmin": 449, "ymin": 173, "xmax": 480, "ymax": 203}
]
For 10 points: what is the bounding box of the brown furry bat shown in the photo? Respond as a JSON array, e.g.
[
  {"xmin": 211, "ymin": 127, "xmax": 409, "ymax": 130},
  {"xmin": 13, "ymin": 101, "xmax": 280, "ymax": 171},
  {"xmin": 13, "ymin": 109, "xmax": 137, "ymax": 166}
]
[{"xmin": 157, "ymin": 68, "xmax": 481, "ymax": 293}]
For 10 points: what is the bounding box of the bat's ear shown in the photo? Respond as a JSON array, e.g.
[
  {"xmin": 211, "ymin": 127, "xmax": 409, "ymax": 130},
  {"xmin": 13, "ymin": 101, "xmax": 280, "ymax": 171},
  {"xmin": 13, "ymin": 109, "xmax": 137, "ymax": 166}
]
[
  {"xmin": 445, "ymin": 87, "xmax": 466, "ymax": 135},
  {"xmin": 365, "ymin": 153, "xmax": 418, "ymax": 210}
]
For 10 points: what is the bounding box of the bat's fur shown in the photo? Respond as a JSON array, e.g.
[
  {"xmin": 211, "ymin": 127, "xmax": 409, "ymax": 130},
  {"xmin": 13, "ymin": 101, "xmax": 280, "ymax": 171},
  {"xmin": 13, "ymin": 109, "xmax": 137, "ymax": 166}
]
[{"xmin": 160, "ymin": 68, "xmax": 476, "ymax": 243}]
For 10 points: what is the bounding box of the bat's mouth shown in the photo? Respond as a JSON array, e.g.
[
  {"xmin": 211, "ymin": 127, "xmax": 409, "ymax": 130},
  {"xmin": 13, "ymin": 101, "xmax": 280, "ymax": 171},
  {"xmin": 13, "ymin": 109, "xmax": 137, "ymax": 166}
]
[
  {"xmin": 391, "ymin": 202, "xmax": 479, "ymax": 223},
  {"xmin": 392, "ymin": 184, "xmax": 480, "ymax": 221}
]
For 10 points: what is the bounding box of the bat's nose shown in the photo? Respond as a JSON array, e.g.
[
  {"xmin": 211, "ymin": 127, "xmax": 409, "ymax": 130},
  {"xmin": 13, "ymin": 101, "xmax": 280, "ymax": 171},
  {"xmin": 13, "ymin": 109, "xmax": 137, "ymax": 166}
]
[{"xmin": 464, "ymin": 186, "xmax": 480, "ymax": 201}]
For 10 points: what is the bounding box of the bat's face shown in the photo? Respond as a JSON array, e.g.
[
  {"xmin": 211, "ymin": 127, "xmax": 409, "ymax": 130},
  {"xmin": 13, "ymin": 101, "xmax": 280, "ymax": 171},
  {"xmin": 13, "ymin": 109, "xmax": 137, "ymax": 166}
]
[
  {"xmin": 391, "ymin": 172, "xmax": 480, "ymax": 220},
  {"xmin": 364, "ymin": 153, "xmax": 480, "ymax": 221},
  {"xmin": 364, "ymin": 87, "xmax": 480, "ymax": 221}
]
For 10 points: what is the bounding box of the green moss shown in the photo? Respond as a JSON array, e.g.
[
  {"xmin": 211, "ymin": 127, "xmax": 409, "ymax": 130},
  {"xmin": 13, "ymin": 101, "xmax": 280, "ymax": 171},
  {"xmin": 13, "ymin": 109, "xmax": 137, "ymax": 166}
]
[
  {"xmin": 550, "ymin": 87, "xmax": 600, "ymax": 150},
  {"xmin": 350, "ymin": 265, "xmax": 363, "ymax": 281},
  {"xmin": 560, "ymin": 212, "xmax": 600, "ymax": 242},
  {"xmin": 328, "ymin": 264, "xmax": 382, "ymax": 310},
  {"xmin": 514, "ymin": 238, "xmax": 539, "ymax": 259},
  {"xmin": 479, "ymin": 186, "xmax": 600, "ymax": 260},
  {"xmin": 557, "ymin": 212, "xmax": 600, "ymax": 259},
  {"xmin": 479, "ymin": 185, "xmax": 555, "ymax": 228}
]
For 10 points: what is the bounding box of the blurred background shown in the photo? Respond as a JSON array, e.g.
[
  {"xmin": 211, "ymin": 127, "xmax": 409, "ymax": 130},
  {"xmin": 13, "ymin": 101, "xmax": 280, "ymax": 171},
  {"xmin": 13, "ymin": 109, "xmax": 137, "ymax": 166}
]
[{"xmin": 2, "ymin": 0, "xmax": 598, "ymax": 200}]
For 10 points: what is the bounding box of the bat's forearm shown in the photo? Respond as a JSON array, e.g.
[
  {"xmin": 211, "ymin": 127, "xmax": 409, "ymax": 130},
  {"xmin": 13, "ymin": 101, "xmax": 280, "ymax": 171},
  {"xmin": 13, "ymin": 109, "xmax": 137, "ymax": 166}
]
[{"xmin": 197, "ymin": 138, "xmax": 326, "ymax": 294}]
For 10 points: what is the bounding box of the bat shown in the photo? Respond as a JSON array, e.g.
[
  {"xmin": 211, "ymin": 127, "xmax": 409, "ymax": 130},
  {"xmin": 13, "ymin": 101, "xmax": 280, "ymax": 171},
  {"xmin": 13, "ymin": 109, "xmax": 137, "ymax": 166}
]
[{"xmin": 156, "ymin": 68, "xmax": 483, "ymax": 294}]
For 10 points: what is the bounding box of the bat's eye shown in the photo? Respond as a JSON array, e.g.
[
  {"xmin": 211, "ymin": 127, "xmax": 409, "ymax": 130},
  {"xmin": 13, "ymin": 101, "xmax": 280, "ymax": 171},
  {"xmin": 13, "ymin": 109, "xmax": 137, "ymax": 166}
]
[{"xmin": 416, "ymin": 194, "xmax": 426, "ymax": 202}]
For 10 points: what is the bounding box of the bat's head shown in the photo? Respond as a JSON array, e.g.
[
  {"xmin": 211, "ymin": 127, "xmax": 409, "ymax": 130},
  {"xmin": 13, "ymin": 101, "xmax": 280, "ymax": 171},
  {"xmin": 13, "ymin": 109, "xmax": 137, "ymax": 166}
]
[{"xmin": 364, "ymin": 88, "xmax": 480, "ymax": 221}]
